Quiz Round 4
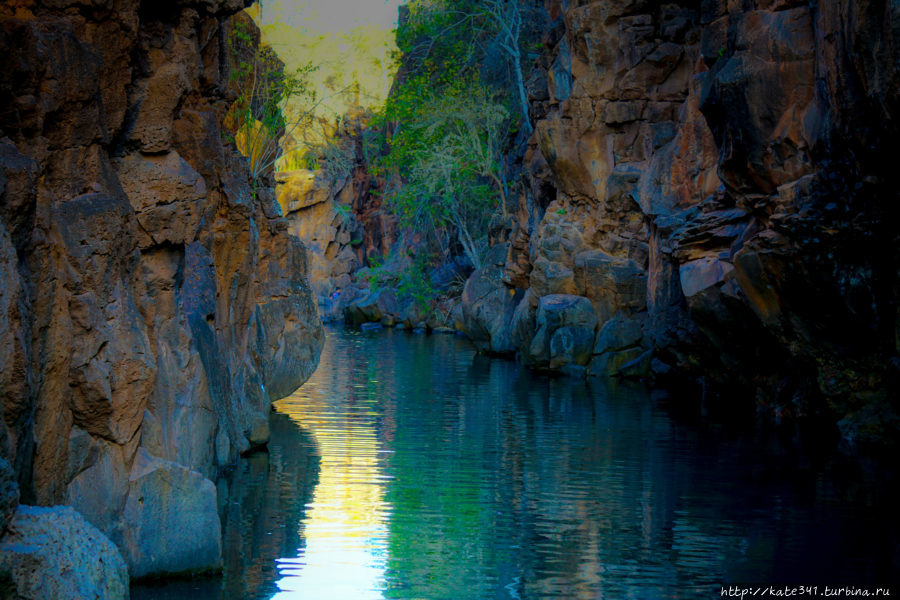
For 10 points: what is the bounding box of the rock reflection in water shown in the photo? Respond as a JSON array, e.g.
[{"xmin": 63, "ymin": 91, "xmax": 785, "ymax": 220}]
[
  {"xmin": 135, "ymin": 326, "xmax": 898, "ymax": 599},
  {"xmin": 130, "ymin": 415, "xmax": 319, "ymax": 600}
]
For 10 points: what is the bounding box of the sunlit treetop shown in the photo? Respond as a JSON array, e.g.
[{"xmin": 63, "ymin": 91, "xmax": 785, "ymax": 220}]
[{"xmin": 245, "ymin": 0, "xmax": 404, "ymax": 166}]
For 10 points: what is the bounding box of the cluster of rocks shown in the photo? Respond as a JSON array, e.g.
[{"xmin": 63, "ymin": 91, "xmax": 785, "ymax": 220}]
[
  {"xmin": 340, "ymin": 287, "xmax": 459, "ymax": 333},
  {"xmin": 457, "ymin": 0, "xmax": 900, "ymax": 446},
  {"xmin": 0, "ymin": 0, "xmax": 323, "ymax": 593},
  {"xmin": 460, "ymin": 242, "xmax": 650, "ymax": 379}
]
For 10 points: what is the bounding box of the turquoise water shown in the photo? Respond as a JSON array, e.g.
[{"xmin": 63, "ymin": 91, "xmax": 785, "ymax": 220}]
[{"xmin": 133, "ymin": 326, "xmax": 898, "ymax": 599}]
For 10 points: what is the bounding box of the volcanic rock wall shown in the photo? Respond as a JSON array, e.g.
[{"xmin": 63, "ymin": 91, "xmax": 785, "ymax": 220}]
[
  {"xmin": 462, "ymin": 0, "xmax": 900, "ymax": 446},
  {"xmin": 0, "ymin": 0, "xmax": 323, "ymax": 580}
]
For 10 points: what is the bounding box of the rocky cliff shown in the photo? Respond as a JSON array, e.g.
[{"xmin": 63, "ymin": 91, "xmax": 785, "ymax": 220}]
[
  {"xmin": 276, "ymin": 115, "xmax": 397, "ymax": 316},
  {"xmin": 0, "ymin": 0, "xmax": 323, "ymax": 582},
  {"xmin": 461, "ymin": 0, "xmax": 899, "ymax": 447}
]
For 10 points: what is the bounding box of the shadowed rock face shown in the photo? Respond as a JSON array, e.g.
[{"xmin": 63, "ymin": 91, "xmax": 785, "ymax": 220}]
[
  {"xmin": 0, "ymin": 0, "xmax": 323, "ymax": 579},
  {"xmin": 460, "ymin": 0, "xmax": 900, "ymax": 447}
]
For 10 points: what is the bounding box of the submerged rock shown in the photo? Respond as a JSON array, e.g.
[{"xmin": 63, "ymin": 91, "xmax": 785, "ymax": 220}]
[{"xmin": 0, "ymin": 505, "xmax": 128, "ymax": 600}]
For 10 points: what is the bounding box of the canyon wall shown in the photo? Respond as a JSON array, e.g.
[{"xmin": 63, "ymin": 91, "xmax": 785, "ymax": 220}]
[
  {"xmin": 275, "ymin": 119, "xmax": 397, "ymax": 317},
  {"xmin": 462, "ymin": 0, "xmax": 899, "ymax": 446},
  {"xmin": 0, "ymin": 0, "xmax": 323, "ymax": 581}
]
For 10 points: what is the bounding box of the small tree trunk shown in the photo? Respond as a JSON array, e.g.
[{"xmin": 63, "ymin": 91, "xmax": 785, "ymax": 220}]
[
  {"xmin": 454, "ymin": 213, "xmax": 481, "ymax": 270},
  {"xmin": 489, "ymin": 171, "xmax": 508, "ymax": 219},
  {"xmin": 489, "ymin": 0, "xmax": 531, "ymax": 135},
  {"xmin": 511, "ymin": 43, "xmax": 531, "ymax": 134}
]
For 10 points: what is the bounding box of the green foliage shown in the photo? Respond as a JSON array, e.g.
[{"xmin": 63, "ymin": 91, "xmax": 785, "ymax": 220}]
[
  {"xmin": 357, "ymin": 252, "xmax": 388, "ymax": 292},
  {"xmin": 359, "ymin": 248, "xmax": 439, "ymax": 312},
  {"xmin": 398, "ymin": 251, "xmax": 439, "ymax": 311},
  {"xmin": 374, "ymin": 69, "xmax": 508, "ymax": 269},
  {"xmin": 333, "ymin": 201, "xmax": 357, "ymax": 230},
  {"xmin": 395, "ymin": 0, "xmax": 543, "ymax": 131},
  {"xmin": 226, "ymin": 16, "xmax": 319, "ymax": 183},
  {"xmin": 395, "ymin": 0, "xmax": 483, "ymax": 80},
  {"xmin": 363, "ymin": 269, "xmax": 383, "ymax": 291},
  {"xmin": 365, "ymin": 0, "xmax": 547, "ymax": 276}
]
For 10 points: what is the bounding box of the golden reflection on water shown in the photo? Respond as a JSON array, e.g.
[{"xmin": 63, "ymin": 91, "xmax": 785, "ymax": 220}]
[{"xmin": 271, "ymin": 344, "xmax": 391, "ymax": 599}]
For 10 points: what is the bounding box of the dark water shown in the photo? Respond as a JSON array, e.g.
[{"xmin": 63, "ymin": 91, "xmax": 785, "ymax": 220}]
[{"xmin": 134, "ymin": 326, "xmax": 898, "ymax": 599}]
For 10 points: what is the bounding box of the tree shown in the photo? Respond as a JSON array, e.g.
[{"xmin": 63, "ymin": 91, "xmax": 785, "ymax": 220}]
[
  {"xmin": 369, "ymin": 0, "xmax": 545, "ymax": 275},
  {"xmin": 480, "ymin": 0, "xmax": 532, "ymax": 134},
  {"xmin": 395, "ymin": 0, "xmax": 536, "ymax": 134},
  {"xmin": 226, "ymin": 16, "xmax": 319, "ymax": 184},
  {"xmin": 379, "ymin": 75, "xmax": 508, "ymax": 269}
]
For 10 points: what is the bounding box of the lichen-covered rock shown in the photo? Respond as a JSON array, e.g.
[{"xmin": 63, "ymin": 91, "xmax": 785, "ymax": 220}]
[{"xmin": 0, "ymin": 505, "xmax": 128, "ymax": 600}]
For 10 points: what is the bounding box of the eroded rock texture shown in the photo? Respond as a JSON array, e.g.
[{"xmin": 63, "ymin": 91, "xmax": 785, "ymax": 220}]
[
  {"xmin": 0, "ymin": 0, "xmax": 323, "ymax": 578},
  {"xmin": 0, "ymin": 505, "xmax": 129, "ymax": 600},
  {"xmin": 276, "ymin": 116, "xmax": 397, "ymax": 316},
  {"xmin": 462, "ymin": 0, "xmax": 900, "ymax": 446}
]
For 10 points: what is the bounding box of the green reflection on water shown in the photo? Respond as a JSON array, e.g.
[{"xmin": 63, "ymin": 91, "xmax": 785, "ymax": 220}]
[{"xmin": 135, "ymin": 326, "xmax": 897, "ymax": 600}]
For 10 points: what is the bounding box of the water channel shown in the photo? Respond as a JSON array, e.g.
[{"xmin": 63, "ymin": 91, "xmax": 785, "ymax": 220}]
[{"xmin": 133, "ymin": 326, "xmax": 898, "ymax": 599}]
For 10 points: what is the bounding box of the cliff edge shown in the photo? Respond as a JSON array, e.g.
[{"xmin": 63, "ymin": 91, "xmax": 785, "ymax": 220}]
[{"xmin": 0, "ymin": 0, "xmax": 323, "ymax": 581}]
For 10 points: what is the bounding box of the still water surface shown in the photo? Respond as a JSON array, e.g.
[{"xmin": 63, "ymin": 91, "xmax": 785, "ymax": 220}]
[{"xmin": 134, "ymin": 326, "xmax": 897, "ymax": 599}]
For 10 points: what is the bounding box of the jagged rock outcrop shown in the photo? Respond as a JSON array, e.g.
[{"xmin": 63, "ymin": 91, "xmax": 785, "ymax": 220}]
[
  {"xmin": 460, "ymin": 0, "xmax": 900, "ymax": 446},
  {"xmin": 276, "ymin": 137, "xmax": 470, "ymax": 331},
  {"xmin": 0, "ymin": 0, "xmax": 323, "ymax": 580},
  {"xmin": 276, "ymin": 115, "xmax": 397, "ymax": 315}
]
